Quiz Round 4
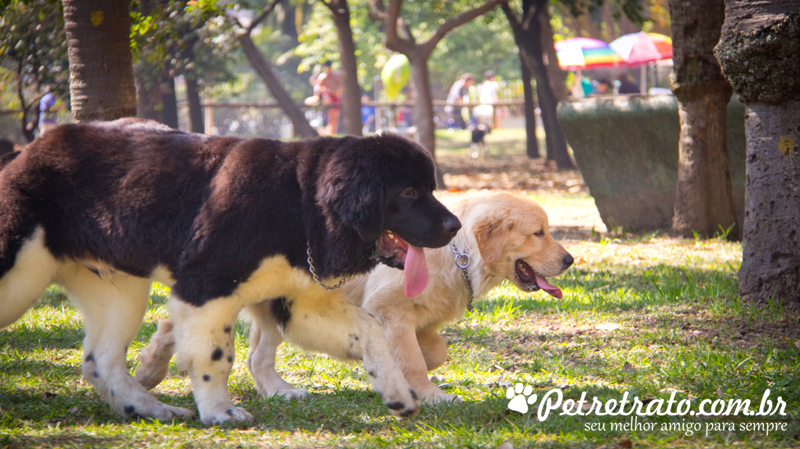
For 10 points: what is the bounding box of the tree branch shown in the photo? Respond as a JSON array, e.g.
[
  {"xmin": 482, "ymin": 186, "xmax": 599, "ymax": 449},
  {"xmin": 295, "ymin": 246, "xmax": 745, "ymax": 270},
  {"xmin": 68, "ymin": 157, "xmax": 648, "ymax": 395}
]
[
  {"xmin": 420, "ymin": 0, "xmax": 507, "ymax": 58},
  {"xmin": 247, "ymin": 0, "xmax": 281, "ymax": 33},
  {"xmin": 383, "ymin": 0, "xmax": 415, "ymax": 54},
  {"xmin": 367, "ymin": 0, "xmax": 386, "ymax": 22}
]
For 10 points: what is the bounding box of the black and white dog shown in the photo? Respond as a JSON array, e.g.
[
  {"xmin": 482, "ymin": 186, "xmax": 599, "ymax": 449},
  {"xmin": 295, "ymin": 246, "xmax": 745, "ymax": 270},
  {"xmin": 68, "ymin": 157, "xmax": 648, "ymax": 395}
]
[
  {"xmin": 470, "ymin": 123, "xmax": 491, "ymax": 158},
  {"xmin": 0, "ymin": 119, "xmax": 460, "ymax": 425}
]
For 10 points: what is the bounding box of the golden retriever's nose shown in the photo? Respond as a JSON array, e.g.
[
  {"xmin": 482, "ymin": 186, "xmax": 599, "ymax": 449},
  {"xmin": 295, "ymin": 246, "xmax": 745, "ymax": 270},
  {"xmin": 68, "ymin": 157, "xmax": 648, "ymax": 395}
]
[{"xmin": 563, "ymin": 254, "xmax": 574, "ymax": 268}]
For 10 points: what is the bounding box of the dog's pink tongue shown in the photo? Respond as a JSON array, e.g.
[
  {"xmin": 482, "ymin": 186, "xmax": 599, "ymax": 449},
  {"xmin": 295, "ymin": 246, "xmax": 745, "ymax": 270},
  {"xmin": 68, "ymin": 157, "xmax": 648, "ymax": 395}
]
[
  {"xmin": 404, "ymin": 244, "xmax": 429, "ymax": 297},
  {"xmin": 535, "ymin": 275, "xmax": 563, "ymax": 299}
]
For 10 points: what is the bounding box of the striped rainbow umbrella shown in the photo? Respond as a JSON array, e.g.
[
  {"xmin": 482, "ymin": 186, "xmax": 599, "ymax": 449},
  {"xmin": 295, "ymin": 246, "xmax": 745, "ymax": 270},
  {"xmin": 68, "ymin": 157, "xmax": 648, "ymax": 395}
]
[
  {"xmin": 609, "ymin": 32, "xmax": 673, "ymax": 66},
  {"xmin": 554, "ymin": 37, "xmax": 625, "ymax": 71}
]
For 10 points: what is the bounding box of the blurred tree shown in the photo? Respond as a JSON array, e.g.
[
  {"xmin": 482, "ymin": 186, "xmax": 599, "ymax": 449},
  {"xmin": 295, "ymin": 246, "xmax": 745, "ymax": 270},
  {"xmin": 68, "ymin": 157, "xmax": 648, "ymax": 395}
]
[
  {"xmin": 0, "ymin": 0, "xmax": 69, "ymax": 141},
  {"xmin": 716, "ymin": 0, "xmax": 800, "ymax": 304},
  {"xmin": 131, "ymin": 0, "xmax": 237, "ymax": 132},
  {"xmin": 369, "ymin": 0, "xmax": 506, "ymax": 187},
  {"xmin": 504, "ymin": 0, "xmax": 574, "ymax": 169},
  {"xmin": 232, "ymin": 0, "xmax": 318, "ymax": 137},
  {"xmin": 668, "ymin": 0, "xmax": 738, "ymax": 240},
  {"xmin": 62, "ymin": 0, "xmax": 137, "ymax": 121},
  {"xmin": 322, "ymin": 0, "xmax": 362, "ymax": 136}
]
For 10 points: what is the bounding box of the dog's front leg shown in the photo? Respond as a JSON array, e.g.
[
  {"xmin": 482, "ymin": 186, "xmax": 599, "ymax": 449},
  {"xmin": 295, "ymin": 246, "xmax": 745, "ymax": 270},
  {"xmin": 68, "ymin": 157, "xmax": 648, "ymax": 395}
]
[
  {"xmin": 378, "ymin": 313, "xmax": 461, "ymax": 404},
  {"xmin": 169, "ymin": 297, "xmax": 253, "ymax": 426},
  {"xmin": 281, "ymin": 290, "xmax": 420, "ymax": 417}
]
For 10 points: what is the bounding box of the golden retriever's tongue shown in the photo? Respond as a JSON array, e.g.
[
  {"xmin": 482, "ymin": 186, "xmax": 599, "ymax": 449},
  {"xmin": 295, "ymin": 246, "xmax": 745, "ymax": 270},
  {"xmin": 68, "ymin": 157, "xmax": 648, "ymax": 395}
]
[
  {"xmin": 404, "ymin": 244, "xmax": 429, "ymax": 297},
  {"xmin": 535, "ymin": 275, "xmax": 563, "ymax": 299}
]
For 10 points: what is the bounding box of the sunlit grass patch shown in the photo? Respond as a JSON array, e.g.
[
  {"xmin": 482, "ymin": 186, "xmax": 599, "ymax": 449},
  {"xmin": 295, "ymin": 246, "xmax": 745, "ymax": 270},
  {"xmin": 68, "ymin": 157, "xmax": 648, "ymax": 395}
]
[{"xmin": 1, "ymin": 227, "xmax": 798, "ymax": 447}]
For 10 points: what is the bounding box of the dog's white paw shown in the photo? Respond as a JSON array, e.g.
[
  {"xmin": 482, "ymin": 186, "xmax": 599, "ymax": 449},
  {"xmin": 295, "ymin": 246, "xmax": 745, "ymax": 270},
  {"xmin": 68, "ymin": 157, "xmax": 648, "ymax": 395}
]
[
  {"xmin": 201, "ymin": 406, "xmax": 254, "ymax": 426},
  {"xmin": 117, "ymin": 395, "xmax": 194, "ymax": 421},
  {"xmin": 381, "ymin": 385, "xmax": 421, "ymax": 418}
]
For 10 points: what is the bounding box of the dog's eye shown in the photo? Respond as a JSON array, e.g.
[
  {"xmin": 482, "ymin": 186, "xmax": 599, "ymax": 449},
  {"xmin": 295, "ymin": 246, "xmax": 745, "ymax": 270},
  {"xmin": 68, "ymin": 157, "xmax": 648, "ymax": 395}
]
[
  {"xmin": 401, "ymin": 187, "xmax": 418, "ymax": 198},
  {"xmin": 533, "ymin": 230, "xmax": 545, "ymax": 237}
]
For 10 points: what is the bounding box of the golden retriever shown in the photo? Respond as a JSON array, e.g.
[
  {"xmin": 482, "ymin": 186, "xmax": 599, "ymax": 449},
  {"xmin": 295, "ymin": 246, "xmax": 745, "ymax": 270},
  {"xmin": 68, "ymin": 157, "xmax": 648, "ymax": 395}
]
[{"xmin": 137, "ymin": 191, "xmax": 572, "ymax": 405}]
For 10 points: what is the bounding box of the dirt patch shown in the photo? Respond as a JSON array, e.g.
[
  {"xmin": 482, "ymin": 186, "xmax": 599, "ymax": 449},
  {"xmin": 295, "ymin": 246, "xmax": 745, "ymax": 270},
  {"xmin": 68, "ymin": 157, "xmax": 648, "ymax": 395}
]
[{"xmin": 439, "ymin": 154, "xmax": 586, "ymax": 193}]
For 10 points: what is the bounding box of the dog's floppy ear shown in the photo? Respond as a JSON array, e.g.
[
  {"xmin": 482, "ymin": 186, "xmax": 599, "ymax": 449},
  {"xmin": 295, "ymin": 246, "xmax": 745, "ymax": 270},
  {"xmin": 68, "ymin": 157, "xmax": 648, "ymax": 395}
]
[
  {"xmin": 317, "ymin": 150, "xmax": 385, "ymax": 242},
  {"xmin": 473, "ymin": 212, "xmax": 510, "ymax": 264}
]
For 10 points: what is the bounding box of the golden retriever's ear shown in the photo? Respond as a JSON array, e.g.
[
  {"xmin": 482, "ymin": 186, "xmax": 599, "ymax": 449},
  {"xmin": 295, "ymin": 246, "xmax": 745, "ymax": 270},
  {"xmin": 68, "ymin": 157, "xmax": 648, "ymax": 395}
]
[{"xmin": 474, "ymin": 214, "xmax": 509, "ymax": 264}]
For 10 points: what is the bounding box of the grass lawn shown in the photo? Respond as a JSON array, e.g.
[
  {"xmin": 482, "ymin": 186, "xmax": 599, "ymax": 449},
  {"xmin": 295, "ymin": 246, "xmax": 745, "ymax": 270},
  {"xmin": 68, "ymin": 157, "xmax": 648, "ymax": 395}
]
[{"xmin": 1, "ymin": 190, "xmax": 798, "ymax": 448}]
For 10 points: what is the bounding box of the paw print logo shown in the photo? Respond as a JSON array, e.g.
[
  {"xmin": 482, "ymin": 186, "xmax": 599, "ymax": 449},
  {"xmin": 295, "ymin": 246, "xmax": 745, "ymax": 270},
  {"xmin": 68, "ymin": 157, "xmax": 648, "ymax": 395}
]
[{"xmin": 506, "ymin": 383, "xmax": 537, "ymax": 414}]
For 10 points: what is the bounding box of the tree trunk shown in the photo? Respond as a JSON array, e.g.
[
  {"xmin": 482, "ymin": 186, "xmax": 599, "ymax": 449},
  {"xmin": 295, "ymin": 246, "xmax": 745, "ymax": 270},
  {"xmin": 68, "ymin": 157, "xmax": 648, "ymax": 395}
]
[
  {"xmin": 539, "ymin": 7, "xmax": 568, "ymax": 102},
  {"xmin": 326, "ymin": 0, "xmax": 362, "ymax": 136},
  {"xmin": 668, "ymin": 0, "xmax": 738, "ymax": 240},
  {"xmin": 503, "ymin": 1, "xmax": 574, "ymax": 169},
  {"xmin": 716, "ymin": 0, "xmax": 800, "ymax": 304},
  {"xmin": 520, "ymin": 53, "xmax": 540, "ymax": 159},
  {"xmin": 239, "ymin": 33, "xmax": 317, "ymax": 138},
  {"xmin": 62, "ymin": 0, "xmax": 136, "ymax": 122},
  {"xmin": 408, "ymin": 52, "xmax": 445, "ymax": 187},
  {"xmin": 161, "ymin": 75, "xmax": 179, "ymax": 129},
  {"xmin": 186, "ymin": 74, "xmax": 205, "ymax": 133}
]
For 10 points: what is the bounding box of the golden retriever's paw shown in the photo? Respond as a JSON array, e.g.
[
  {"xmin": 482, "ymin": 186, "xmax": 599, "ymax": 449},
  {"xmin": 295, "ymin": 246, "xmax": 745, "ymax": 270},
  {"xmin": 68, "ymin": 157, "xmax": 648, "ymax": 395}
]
[{"xmin": 200, "ymin": 405, "xmax": 254, "ymax": 426}]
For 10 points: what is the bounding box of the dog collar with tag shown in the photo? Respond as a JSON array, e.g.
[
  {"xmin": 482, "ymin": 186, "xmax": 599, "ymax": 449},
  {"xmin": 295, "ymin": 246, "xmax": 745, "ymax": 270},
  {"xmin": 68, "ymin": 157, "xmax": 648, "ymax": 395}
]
[{"xmin": 450, "ymin": 242, "xmax": 474, "ymax": 311}]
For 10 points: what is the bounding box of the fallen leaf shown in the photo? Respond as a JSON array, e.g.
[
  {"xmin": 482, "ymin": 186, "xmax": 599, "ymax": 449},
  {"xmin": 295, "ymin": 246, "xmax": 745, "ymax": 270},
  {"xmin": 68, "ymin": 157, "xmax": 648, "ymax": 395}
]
[
  {"xmin": 716, "ymin": 386, "xmax": 724, "ymax": 398},
  {"xmin": 618, "ymin": 439, "xmax": 633, "ymax": 448},
  {"xmin": 41, "ymin": 392, "xmax": 57, "ymax": 398},
  {"xmin": 596, "ymin": 323, "xmax": 621, "ymax": 331},
  {"xmin": 622, "ymin": 362, "xmax": 636, "ymax": 374}
]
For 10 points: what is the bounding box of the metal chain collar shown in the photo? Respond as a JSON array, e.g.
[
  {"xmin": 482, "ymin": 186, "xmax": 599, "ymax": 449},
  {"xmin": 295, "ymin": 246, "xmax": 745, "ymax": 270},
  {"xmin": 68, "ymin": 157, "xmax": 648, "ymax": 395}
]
[
  {"xmin": 306, "ymin": 242, "xmax": 350, "ymax": 290},
  {"xmin": 451, "ymin": 242, "xmax": 474, "ymax": 311}
]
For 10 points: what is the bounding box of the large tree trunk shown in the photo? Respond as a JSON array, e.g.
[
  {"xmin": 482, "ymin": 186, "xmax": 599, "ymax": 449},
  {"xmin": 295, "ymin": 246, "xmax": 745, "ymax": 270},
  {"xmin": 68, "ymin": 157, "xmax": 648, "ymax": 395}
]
[
  {"xmin": 326, "ymin": 0, "xmax": 362, "ymax": 136},
  {"xmin": 716, "ymin": 0, "xmax": 800, "ymax": 304},
  {"xmin": 520, "ymin": 53, "xmax": 540, "ymax": 159},
  {"xmin": 668, "ymin": 0, "xmax": 738, "ymax": 240},
  {"xmin": 239, "ymin": 33, "xmax": 317, "ymax": 138},
  {"xmin": 408, "ymin": 52, "xmax": 444, "ymax": 187},
  {"xmin": 62, "ymin": 0, "xmax": 137, "ymax": 121}
]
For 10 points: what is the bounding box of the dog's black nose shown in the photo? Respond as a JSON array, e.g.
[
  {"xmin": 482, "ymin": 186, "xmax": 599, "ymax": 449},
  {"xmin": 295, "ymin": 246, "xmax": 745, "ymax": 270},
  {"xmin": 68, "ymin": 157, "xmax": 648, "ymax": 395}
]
[
  {"xmin": 442, "ymin": 214, "xmax": 461, "ymax": 235},
  {"xmin": 563, "ymin": 254, "xmax": 574, "ymax": 268}
]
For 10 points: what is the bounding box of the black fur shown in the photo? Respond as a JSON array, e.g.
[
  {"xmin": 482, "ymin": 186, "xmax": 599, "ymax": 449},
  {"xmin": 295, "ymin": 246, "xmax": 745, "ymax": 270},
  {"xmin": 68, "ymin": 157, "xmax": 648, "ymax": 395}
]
[
  {"xmin": 0, "ymin": 119, "xmax": 460, "ymax": 307},
  {"xmin": 270, "ymin": 297, "xmax": 292, "ymax": 330}
]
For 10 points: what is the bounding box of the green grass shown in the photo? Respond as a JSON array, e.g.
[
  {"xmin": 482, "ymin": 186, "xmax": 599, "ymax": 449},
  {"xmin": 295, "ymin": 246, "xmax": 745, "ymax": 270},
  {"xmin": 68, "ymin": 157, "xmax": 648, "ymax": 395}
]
[
  {"xmin": 1, "ymin": 211, "xmax": 798, "ymax": 448},
  {"xmin": 436, "ymin": 128, "xmax": 536, "ymax": 156}
]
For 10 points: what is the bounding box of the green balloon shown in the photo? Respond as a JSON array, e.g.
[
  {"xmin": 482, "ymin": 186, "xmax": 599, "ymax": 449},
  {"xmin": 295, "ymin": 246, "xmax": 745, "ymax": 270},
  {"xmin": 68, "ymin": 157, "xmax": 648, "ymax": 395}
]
[{"xmin": 381, "ymin": 54, "xmax": 411, "ymax": 99}]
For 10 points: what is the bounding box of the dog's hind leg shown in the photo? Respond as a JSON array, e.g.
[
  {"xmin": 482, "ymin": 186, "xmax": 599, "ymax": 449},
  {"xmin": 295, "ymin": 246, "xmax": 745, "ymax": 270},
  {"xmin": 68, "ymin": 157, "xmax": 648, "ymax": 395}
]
[
  {"xmin": 0, "ymin": 227, "xmax": 57, "ymax": 328},
  {"xmin": 282, "ymin": 290, "xmax": 421, "ymax": 418},
  {"xmin": 246, "ymin": 299, "xmax": 311, "ymax": 400},
  {"xmin": 60, "ymin": 265, "xmax": 193, "ymax": 421},
  {"xmin": 135, "ymin": 319, "xmax": 177, "ymax": 390}
]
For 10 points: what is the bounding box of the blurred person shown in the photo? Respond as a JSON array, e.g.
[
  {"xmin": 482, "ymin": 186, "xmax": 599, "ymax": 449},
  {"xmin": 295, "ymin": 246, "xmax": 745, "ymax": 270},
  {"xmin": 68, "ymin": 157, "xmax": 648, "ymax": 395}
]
[
  {"xmin": 445, "ymin": 73, "xmax": 474, "ymax": 129},
  {"xmin": 315, "ymin": 61, "xmax": 343, "ymax": 135},
  {"xmin": 617, "ymin": 74, "xmax": 639, "ymax": 94},
  {"xmin": 361, "ymin": 94, "xmax": 376, "ymax": 133},
  {"xmin": 38, "ymin": 91, "xmax": 63, "ymax": 135},
  {"xmin": 477, "ymin": 70, "xmax": 499, "ymax": 128}
]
